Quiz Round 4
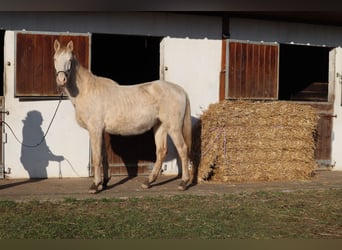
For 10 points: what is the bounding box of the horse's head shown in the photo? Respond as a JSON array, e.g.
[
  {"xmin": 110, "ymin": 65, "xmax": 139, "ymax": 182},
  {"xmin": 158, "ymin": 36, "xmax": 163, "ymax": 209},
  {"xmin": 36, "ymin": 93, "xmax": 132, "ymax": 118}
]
[{"xmin": 53, "ymin": 40, "xmax": 74, "ymax": 87}]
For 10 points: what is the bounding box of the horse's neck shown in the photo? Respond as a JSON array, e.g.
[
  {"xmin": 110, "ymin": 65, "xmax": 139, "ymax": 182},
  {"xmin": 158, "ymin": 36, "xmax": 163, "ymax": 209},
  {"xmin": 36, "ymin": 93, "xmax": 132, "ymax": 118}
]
[
  {"xmin": 76, "ymin": 64, "xmax": 93, "ymax": 88},
  {"xmin": 65, "ymin": 60, "xmax": 94, "ymax": 102}
]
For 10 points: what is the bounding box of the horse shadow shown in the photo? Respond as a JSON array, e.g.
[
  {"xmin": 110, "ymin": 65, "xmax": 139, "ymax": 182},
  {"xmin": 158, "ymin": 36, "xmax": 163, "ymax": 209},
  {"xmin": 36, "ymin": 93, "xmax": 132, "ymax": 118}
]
[
  {"xmin": 189, "ymin": 118, "xmax": 201, "ymax": 186},
  {"xmin": 0, "ymin": 179, "xmax": 42, "ymax": 190},
  {"xmin": 104, "ymin": 130, "xmax": 156, "ymax": 189},
  {"xmin": 104, "ymin": 117, "xmax": 202, "ymax": 190}
]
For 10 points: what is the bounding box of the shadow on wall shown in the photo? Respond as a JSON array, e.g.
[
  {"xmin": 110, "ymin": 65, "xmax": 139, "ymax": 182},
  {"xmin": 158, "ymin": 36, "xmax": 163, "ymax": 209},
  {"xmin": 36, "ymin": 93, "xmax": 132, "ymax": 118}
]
[{"xmin": 20, "ymin": 110, "xmax": 64, "ymax": 179}]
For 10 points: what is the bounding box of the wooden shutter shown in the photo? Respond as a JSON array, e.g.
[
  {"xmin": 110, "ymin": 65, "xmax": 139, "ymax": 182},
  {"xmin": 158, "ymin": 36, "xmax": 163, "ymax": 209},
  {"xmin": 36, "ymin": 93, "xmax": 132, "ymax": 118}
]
[
  {"xmin": 227, "ymin": 40, "xmax": 279, "ymax": 99},
  {"xmin": 16, "ymin": 32, "xmax": 89, "ymax": 97}
]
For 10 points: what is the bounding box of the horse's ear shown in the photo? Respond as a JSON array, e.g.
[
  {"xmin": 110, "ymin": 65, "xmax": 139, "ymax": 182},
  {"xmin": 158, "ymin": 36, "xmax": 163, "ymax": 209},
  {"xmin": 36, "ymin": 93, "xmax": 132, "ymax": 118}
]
[
  {"xmin": 54, "ymin": 40, "xmax": 60, "ymax": 52},
  {"xmin": 67, "ymin": 40, "xmax": 74, "ymax": 52}
]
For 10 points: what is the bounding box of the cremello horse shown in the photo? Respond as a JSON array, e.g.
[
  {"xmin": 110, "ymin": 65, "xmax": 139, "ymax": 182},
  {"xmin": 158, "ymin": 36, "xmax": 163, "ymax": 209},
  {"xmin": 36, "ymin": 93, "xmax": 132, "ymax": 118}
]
[{"xmin": 53, "ymin": 40, "xmax": 192, "ymax": 193}]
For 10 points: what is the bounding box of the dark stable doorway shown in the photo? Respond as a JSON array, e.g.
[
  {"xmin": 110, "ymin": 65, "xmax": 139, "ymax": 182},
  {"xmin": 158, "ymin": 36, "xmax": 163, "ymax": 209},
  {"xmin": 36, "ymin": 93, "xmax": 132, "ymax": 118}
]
[
  {"xmin": 91, "ymin": 33, "xmax": 163, "ymax": 177},
  {"xmin": 0, "ymin": 29, "xmax": 4, "ymax": 96},
  {"xmin": 0, "ymin": 29, "xmax": 4, "ymax": 175},
  {"xmin": 91, "ymin": 33, "xmax": 161, "ymax": 85},
  {"xmin": 278, "ymin": 43, "xmax": 332, "ymax": 102}
]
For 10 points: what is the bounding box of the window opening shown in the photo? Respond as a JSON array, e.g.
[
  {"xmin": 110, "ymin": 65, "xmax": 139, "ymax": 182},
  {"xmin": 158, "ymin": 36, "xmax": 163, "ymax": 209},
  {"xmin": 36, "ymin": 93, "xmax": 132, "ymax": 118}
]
[
  {"xmin": 278, "ymin": 43, "xmax": 332, "ymax": 102},
  {"xmin": 91, "ymin": 33, "xmax": 162, "ymax": 85}
]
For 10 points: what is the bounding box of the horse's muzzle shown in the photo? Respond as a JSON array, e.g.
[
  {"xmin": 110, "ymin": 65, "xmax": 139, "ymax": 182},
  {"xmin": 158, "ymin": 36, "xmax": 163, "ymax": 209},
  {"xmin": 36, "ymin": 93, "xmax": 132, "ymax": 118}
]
[{"xmin": 56, "ymin": 71, "xmax": 68, "ymax": 87}]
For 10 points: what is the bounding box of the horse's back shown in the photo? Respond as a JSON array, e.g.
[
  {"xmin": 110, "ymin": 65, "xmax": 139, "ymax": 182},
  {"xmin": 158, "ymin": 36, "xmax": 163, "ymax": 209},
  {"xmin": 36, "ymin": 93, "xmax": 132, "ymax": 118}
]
[
  {"xmin": 88, "ymin": 77, "xmax": 189, "ymax": 134},
  {"xmin": 120, "ymin": 79, "xmax": 189, "ymax": 124},
  {"xmin": 144, "ymin": 80, "xmax": 189, "ymax": 125},
  {"xmin": 142, "ymin": 80, "xmax": 188, "ymax": 101}
]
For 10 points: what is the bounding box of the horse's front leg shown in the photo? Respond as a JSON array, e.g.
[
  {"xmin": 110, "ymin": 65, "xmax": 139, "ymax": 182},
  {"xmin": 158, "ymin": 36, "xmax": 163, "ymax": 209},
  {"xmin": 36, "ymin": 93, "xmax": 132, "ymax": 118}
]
[{"xmin": 89, "ymin": 129, "xmax": 104, "ymax": 194}]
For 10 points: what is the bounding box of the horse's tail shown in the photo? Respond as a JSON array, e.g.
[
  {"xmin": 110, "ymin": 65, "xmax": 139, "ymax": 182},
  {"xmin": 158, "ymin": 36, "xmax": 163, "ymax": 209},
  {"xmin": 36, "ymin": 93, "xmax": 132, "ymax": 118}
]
[{"xmin": 183, "ymin": 94, "xmax": 192, "ymax": 157}]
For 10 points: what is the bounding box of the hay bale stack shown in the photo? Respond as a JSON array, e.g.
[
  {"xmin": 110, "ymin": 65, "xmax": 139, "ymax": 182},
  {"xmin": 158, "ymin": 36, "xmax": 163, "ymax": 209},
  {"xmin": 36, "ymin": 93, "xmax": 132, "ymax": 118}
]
[{"xmin": 196, "ymin": 100, "xmax": 319, "ymax": 183}]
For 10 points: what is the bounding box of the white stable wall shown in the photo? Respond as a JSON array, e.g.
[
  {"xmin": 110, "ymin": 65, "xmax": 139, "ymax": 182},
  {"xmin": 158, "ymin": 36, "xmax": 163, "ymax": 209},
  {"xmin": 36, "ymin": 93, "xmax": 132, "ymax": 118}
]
[
  {"xmin": 331, "ymin": 47, "xmax": 342, "ymax": 171},
  {"xmin": 0, "ymin": 13, "xmax": 222, "ymax": 178},
  {"xmin": 160, "ymin": 37, "xmax": 221, "ymax": 174},
  {"xmin": 3, "ymin": 32, "xmax": 222, "ymax": 178},
  {"xmin": 3, "ymin": 31, "xmax": 90, "ymax": 179}
]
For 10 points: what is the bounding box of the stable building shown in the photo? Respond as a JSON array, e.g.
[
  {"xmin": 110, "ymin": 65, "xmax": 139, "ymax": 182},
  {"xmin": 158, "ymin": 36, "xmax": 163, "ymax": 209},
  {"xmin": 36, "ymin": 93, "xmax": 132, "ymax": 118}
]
[{"xmin": 1, "ymin": 12, "xmax": 342, "ymax": 179}]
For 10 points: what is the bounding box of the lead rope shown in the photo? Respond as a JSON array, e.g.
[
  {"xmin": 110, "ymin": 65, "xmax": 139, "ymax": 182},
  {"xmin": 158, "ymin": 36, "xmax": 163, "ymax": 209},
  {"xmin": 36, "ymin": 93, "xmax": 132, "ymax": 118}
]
[{"xmin": 1, "ymin": 93, "xmax": 64, "ymax": 148}]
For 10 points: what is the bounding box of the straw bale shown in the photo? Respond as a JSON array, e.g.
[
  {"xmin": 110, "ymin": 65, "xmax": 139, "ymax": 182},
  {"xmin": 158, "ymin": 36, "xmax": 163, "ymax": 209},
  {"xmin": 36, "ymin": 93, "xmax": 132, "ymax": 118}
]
[{"xmin": 195, "ymin": 100, "xmax": 319, "ymax": 183}]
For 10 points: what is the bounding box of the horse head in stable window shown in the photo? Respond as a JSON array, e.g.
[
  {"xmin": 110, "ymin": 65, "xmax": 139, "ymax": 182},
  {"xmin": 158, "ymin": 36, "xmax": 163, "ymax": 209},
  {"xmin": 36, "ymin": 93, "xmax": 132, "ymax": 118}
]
[
  {"xmin": 53, "ymin": 39, "xmax": 192, "ymax": 193},
  {"xmin": 54, "ymin": 40, "xmax": 74, "ymax": 87}
]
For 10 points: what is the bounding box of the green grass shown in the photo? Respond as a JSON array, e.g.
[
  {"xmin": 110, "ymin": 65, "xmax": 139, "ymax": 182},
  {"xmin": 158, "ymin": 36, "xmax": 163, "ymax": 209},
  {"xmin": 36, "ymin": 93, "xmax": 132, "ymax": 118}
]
[{"xmin": 0, "ymin": 189, "xmax": 341, "ymax": 239}]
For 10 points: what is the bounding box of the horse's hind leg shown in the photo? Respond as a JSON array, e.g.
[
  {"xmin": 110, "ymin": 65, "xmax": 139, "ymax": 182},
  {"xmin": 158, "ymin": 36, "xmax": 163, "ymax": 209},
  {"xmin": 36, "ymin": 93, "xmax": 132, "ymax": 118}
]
[
  {"xmin": 101, "ymin": 133, "xmax": 111, "ymax": 189},
  {"xmin": 142, "ymin": 125, "xmax": 167, "ymax": 189},
  {"xmin": 168, "ymin": 130, "xmax": 190, "ymax": 191}
]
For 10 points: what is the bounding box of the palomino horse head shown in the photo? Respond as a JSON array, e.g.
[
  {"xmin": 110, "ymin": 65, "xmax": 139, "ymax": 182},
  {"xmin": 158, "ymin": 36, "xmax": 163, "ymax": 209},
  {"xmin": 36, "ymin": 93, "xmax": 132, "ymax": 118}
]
[{"xmin": 53, "ymin": 40, "xmax": 74, "ymax": 87}]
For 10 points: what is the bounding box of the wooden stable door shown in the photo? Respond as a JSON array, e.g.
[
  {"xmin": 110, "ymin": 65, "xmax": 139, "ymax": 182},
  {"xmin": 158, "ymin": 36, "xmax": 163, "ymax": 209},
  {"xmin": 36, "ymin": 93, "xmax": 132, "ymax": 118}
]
[
  {"xmin": 16, "ymin": 33, "xmax": 90, "ymax": 97},
  {"xmin": 226, "ymin": 40, "xmax": 279, "ymax": 100}
]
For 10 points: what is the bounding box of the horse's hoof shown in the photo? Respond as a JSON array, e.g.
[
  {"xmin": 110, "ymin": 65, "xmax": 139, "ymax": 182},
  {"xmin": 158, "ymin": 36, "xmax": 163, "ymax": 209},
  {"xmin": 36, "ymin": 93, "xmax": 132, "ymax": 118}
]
[
  {"xmin": 88, "ymin": 189, "xmax": 98, "ymax": 194},
  {"xmin": 141, "ymin": 180, "xmax": 151, "ymax": 189},
  {"xmin": 103, "ymin": 177, "xmax": 111, "ymax": 189},
  {"xmin": 88, "ymin": 183, "xmax": 99, "ymax": 194},
  {"xmin": 178, "ymin": 181, "xmax": 188, "ymax": 191}
]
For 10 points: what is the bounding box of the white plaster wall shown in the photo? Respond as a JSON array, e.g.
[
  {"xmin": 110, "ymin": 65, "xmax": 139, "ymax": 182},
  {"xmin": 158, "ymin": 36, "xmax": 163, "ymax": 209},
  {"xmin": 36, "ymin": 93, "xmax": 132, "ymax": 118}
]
[
  {"xmin": 331, "ymin": 47, "xmax": 342, "ymax": 171},
  {"xmin": 160, "ymin": 37, "xmax": 221, "ymax": 174},
  {"xmin": 3, "ymin": 31, "xmax": 90, "ymax": 179},
  {"xmin": 2, "ymin": 35, "xmax": 222, "ymax": 178}
]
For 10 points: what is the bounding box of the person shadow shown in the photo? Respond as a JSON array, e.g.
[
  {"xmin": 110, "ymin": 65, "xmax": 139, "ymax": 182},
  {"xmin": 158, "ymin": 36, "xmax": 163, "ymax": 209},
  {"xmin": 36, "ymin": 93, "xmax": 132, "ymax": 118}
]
[{"xmin": 20, "ymin": 110, "xmax": 64, "ymax": 179}]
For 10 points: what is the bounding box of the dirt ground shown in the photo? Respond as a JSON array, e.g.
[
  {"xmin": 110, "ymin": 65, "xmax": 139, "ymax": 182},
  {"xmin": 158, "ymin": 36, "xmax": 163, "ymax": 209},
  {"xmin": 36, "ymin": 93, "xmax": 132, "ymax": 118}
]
[{"xmin": 0, "ymin": 170, "xmax": 341, "ymax": 202}]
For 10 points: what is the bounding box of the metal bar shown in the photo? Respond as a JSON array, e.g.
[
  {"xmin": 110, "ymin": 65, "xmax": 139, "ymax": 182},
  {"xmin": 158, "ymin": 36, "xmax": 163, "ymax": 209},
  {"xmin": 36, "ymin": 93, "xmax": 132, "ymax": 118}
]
[{"xmin": 320, "ymin": 114, "xmax": 337, "ymax": 118}]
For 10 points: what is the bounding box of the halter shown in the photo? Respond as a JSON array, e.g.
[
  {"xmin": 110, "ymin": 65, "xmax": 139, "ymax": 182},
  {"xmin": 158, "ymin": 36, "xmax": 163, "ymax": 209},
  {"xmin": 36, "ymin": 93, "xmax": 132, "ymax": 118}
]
[{"xmin": 55, "ymin": 56, "xmax": 74, "ymax": 79}]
